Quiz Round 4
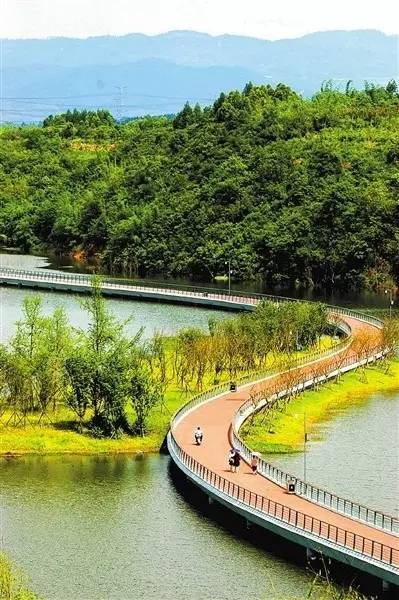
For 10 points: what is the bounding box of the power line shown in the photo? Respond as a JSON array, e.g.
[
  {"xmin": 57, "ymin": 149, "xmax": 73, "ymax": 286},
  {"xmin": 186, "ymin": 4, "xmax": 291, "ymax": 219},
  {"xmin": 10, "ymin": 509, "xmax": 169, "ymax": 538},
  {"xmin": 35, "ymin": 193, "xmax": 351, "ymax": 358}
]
[
  {"xmin": 2, "ymin": 100, "xmax": 187, "ymax": 110},
  {"xmin": 1, "ymin": 92, "xmax": 215, "ymax": 102}
]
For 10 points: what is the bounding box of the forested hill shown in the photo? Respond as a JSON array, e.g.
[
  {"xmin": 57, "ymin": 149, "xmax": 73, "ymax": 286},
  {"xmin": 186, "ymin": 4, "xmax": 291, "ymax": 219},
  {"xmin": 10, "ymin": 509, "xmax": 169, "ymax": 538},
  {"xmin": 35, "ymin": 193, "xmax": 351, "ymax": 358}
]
[{"xmin": 0, "ymin": 83, "xmax": 398, "ymax": 290}]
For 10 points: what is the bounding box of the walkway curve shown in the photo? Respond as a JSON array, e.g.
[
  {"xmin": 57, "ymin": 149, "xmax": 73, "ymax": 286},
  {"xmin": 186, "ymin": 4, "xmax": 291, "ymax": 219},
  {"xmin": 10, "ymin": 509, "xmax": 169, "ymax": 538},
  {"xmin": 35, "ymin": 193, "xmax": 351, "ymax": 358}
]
[
  {"xmin": 168, "ymin": 299, "xmax": 399, "ymax": 587},
  {"xmin": 0, "ymin": 267, "xmax": 398, "ymax": 584}
]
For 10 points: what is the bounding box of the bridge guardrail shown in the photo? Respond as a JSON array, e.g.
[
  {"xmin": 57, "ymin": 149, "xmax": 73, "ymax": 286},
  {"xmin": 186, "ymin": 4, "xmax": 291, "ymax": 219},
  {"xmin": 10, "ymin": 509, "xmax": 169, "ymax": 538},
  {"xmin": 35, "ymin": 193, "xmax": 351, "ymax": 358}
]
[
  {"xmin": 231, "ymin": 350, "xmax": 399, "ymax": 535},
  {"xmin": 0, "ymin": 267, "xmax": 389, "ymax": 328},
  {"xmin": 164, "ymin": 289, "xmax": 399, "ymax": 540},
  {"xmin": 1, "ymin": 266, "xmax": 396, "ymax": 536},
  {"xmin": 168, "ymin": 433, "xmax": 399, "ymax": 569},
  {"xmin": 171, "ymin": 334, "xmax": 353, "ymax": 429},
  {"xmin": 170, "ymin": 333, "xmax": 398, "ymax": 536}
]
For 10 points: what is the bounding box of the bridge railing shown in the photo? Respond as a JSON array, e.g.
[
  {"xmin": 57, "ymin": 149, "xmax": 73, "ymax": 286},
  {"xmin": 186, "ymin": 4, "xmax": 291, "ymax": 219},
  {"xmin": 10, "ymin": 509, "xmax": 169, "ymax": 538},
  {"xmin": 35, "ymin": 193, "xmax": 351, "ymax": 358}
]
[
  {"xmin": 0, "ymin": 267, "xmax": 387, "ymax": 329},
  {"xmin": 231, "ymin": 350, "xmax": 399, "ymax": 535},
  {"xmin": 171, "ymin": 332, "xmax": 353, "ymax": 430},
  {"xmin": 2, "ymin": 267, "xmax": 397, "ymax": 543},
  {"xmin": 168, "ymin": 433, "xmax": 399, "ymax": 568},
  {"xmin": 170, "ymin": 334, "xmax": 398, "ymax": 536},
  {"xmin": 167, "ymin": 296, "xmax": 399, "ymax": 536}
]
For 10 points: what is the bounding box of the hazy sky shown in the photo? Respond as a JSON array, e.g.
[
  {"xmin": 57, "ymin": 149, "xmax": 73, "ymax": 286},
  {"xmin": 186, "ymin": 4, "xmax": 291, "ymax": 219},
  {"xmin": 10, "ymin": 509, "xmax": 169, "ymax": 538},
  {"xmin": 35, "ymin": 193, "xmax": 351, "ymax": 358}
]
[{"xmin": 2, "ymin": 0, "xmax": 399, "ymax": 40}]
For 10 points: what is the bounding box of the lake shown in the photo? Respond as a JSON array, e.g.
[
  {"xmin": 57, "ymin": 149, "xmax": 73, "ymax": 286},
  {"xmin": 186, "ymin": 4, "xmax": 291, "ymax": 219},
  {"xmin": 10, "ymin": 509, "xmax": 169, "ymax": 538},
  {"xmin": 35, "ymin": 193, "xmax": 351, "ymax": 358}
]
[
  {"xmin": 1, "ymin": 454, "xmax": 321, "ymax": 600},
  {"xmin": 0, "ymin": 253, "xmax": 230, "ymax": 341},
  {"xmin": 0, "ymin": 251, "xmax": 397, "ymax": 598},
  {"xmin": 264, "ymin": 389, "xmax": 399, "ymax": 518}
]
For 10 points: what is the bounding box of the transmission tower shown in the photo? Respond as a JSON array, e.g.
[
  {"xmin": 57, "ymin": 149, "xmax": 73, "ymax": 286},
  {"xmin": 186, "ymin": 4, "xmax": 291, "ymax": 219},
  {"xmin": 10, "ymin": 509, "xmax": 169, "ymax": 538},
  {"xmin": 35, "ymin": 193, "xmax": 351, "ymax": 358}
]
[{"xmin": 114, "ymin": 85, "xmax": 127, "ymax": 121}]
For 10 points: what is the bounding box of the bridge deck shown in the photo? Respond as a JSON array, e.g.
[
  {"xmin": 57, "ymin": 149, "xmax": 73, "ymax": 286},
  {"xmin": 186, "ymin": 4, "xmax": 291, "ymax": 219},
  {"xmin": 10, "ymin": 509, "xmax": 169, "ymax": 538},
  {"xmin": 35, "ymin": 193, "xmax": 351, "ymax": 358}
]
[
  {"xmin": 172, "ymin": 315, "xmax": 399, "ymax": 581},
  {"xmin": 1, "ymin": 267, "xmax": 398, "ymax": 582}
]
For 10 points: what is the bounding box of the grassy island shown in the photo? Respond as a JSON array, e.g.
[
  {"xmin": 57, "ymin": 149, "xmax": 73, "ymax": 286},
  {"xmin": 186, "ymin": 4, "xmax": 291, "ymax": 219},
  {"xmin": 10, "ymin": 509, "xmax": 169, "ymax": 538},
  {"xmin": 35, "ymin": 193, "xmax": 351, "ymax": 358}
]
[{"xmin": 0, "ymin": 287, "xmax": 333, "ymax": 455}]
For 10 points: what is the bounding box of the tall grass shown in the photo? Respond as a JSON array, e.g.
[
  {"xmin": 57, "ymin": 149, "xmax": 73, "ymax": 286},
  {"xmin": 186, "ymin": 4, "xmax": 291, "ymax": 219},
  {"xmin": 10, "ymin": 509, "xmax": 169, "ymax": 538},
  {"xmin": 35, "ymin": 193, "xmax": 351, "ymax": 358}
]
[
  {"xmin": 270, "ymin": 573, "xmax": 369, "ymax": 600},
  {"xmin": 0, "ymin": 553, "xmax": 40, "ymax": 600}
]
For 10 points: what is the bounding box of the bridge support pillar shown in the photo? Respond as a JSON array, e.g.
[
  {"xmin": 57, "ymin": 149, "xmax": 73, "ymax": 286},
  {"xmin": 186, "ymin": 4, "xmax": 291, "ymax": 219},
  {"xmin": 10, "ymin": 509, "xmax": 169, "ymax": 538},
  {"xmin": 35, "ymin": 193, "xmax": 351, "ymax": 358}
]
[
  {"xmin": 382, "ymin": 580, "xmax": 390, "ymax": 592},
  {"xmin": 208, "ymin": 496, "xmax": 214, "ymax": 505},
  {"xmin": 306, "ymin": 548, "xmax": 317, "ymax": 562},
  {"xmin": 246, "ymin": 519, "xmax": 251, "ymax": 530}
]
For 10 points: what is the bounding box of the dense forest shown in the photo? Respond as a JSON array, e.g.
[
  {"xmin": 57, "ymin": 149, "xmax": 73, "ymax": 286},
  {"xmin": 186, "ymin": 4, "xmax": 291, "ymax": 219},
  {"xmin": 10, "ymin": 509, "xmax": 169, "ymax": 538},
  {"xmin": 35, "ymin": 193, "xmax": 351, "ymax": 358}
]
[{"xmin": 0, "ymin": 82, "xmax": 398, "ymax": 290}]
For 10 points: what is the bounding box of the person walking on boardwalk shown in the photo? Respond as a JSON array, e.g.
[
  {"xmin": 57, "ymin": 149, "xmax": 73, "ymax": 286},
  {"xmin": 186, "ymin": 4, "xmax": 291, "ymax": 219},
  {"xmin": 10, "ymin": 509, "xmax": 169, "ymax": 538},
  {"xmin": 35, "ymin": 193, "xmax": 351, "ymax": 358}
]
[
  {"xmin": 194, "ymin": 426, "xmax": 203, "ymax": 445},
  {"xmin": 251, "ymin": 453, "xmax": 259, "ymax": 475},
  {"xmin": 228, "ymin": 448, "xmax": 235, "ymax": 472},
  {"xmin": 233, "ymin": 449, "xmax": 241, "ymax": 473}
]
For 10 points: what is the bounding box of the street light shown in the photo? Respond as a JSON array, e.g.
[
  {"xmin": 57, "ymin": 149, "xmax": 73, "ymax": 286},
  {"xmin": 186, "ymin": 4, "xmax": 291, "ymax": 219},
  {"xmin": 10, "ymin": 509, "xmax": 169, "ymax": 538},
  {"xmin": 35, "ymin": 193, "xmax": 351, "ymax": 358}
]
[
  {"xmin": 385, "ymin": 289, "xmax": 394, "ymax": 319},
  {"xmin": 225, "ymin": 260, "xmax": 232, "ymax": 295},
  {"xmin": 303, "ymin": 412, "xmax": 309, "ymax": 482}
]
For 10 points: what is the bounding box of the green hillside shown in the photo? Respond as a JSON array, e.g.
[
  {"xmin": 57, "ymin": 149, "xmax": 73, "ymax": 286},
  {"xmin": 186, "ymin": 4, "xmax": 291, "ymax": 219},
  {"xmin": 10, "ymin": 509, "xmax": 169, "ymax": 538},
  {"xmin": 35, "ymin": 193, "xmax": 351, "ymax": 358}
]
[{"xmin": 1, "ymin": 82, "xmax": 398, "ymax": 289}]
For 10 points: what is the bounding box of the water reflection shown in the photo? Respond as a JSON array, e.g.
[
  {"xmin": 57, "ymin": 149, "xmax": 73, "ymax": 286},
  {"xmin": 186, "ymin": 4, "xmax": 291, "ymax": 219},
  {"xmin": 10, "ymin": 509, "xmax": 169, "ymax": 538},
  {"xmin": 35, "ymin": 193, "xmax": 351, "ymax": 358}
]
[
  {"xmin": 0, "ymin": 253, "xmax": 230, "ymax": 342},
  {"xmin": 264, "ymin": 390, "xmax": 399, "ymax": 517},
  {"xmin": 1, "ymin": 250, "xmax": 395, "ymax": 309},
  {"xmin": 1, "ymin": 454, "xmax": 320, "ymax": 600}
]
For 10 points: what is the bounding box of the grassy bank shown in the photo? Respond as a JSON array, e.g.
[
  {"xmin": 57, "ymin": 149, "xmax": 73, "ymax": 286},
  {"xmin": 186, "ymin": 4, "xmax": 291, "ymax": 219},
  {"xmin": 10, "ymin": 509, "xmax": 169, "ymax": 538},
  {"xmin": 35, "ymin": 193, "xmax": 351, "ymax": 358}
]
[
  {"xmin": 0, "ymin": 386, "xmax": 189, "ymax": 455},
  {"xmin": 242, "ymin": 360, "xmax": 399, "ymax": 454},
  {"xmin": 0, "ymin": 333, "xmax": 335, "ymax": 456}
]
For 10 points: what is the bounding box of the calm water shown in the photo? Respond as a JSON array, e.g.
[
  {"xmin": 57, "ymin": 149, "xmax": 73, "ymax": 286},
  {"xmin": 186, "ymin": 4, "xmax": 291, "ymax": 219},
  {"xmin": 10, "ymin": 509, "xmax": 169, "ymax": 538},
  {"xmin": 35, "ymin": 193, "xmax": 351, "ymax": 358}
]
[
  {"xmin": 2, "ymin": 248, "xmax": 396, "ymax": 309},
  {"xmin": 1, "ymin": 454, "xmax": 319, "ymax": 600},
  {"xmin": 264, "ymin": 390, "xmax": 399, "ymax": 517},
  {"xmin": 0, "ymin": 253, "xmax": 229, "ymax": 341},
  {"xmin": 0, "ymin": 253, "xmax": 315, "ymax": 598},
  {"xmin": 1, "ymin": 252, "xmax": 397, "ymax": 598}
]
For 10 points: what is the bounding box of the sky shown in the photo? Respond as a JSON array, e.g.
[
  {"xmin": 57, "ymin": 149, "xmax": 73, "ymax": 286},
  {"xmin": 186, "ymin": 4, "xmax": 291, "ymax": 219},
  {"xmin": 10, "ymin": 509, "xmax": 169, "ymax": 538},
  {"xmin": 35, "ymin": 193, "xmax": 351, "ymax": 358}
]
[{"xmin": 1, "ymin": 0, "xmax": 399, "ymax": 40}]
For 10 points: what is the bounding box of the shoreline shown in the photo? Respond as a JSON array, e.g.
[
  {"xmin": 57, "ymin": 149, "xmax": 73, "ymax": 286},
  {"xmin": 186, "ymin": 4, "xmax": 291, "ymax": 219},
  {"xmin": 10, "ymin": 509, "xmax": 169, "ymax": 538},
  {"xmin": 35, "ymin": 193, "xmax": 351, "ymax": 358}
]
[
  {"xmin": 242, "ymin": 360, "xmax": 399, "ymax": 455},
  {"xmin": 0, "ymin": 449, "xmax": 161, "ymax": 458},
  {"xmin": 3, "ymin": 361, "xmax": 398, "ymax": 458}
]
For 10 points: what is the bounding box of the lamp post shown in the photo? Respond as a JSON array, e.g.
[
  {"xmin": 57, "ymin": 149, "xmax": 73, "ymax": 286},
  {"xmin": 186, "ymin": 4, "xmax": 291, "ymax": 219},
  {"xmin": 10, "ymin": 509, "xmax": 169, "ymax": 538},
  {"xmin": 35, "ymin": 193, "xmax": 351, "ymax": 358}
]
[
  {"xmin": 303, "ymin": 412, "xmax": 308, "ymax": 482},
  {"xmin": 385, "ymin": 289, "xmax": 394, "ymax": 319},
  {"xmin": 225, "ymin": 260, "xmax": 231, "ymax": 295}
]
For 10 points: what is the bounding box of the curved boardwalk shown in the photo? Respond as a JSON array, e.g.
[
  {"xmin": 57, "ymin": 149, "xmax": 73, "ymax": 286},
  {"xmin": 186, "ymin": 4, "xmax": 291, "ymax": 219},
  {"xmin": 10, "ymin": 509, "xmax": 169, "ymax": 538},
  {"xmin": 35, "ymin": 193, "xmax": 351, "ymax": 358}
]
[
  {"xmin": 1, "ymin": 267, "xmax": 398, "ymax": 585},
  {"xmin": 169, "ymin": 314, "xmax": 399, "ymax": 587}
]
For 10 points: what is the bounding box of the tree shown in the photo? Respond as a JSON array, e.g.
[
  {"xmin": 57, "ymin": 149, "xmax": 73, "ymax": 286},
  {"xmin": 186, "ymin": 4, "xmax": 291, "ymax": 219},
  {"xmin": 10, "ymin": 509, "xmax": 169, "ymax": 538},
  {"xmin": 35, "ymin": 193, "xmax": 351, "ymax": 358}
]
[
  {"xmin": 1, "ymin": 85, "xmax": 398, "ymax": 290},
  {"xmin": 129, "ymin": 368, "xmax": 162, "ymax": 436},
  {"xmin": 74, "ymin": 276, "xmax": 144, "ymax": 436},
  {"xmin": 65, "ymin": 356, "xmax": 92, "ymax": 430},
  {"xmin": 8, "ymin": 298, "xmax": 73, "ymax": 422},
  {"xmin": 77, "ymin": 277, "xmax": 135, "ymax": 434}
]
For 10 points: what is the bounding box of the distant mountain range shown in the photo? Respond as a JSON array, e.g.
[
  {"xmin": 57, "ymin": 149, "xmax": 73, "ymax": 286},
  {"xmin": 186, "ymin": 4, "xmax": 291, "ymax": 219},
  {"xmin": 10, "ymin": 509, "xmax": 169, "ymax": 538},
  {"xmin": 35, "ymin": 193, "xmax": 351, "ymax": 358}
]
[{"xmin": 2, "ymin": 30, "xmax": 398, "ymax": 122}]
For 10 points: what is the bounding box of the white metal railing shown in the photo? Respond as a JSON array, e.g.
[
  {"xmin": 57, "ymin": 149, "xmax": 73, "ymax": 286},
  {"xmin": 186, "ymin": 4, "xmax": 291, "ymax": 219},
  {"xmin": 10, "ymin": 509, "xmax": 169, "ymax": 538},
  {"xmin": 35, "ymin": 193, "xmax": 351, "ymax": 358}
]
[
  {"xmin": 231, "ymin": 349, "xmax": 398, "ymax": 534},
  {"xmin": 0, "ymin": 267, "xmax": 388, "ymax": 327},
  {"xmin": 1, "ymin": 266, "xmax": 397, "ymax": 557},
  {"xmin": 167, "ymin": 432, "xmax": 399, "ymax": 570},
  {"xmin": 166, "ymin": 299, "xmax": 399, "ymax": 539}
]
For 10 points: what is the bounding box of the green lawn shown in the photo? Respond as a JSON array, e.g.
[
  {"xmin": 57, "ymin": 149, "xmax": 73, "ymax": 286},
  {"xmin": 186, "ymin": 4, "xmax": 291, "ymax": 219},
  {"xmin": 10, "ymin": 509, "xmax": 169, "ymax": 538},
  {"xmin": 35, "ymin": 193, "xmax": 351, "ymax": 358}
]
[
  {"xmin": 0, "ymin": 335, "xmax": 386, "ymax": 457},
  {"xmin": 0, "ymin": 385, "xmax": 190, "ymax": 455},
  {"xmin": 0, "ymin": 332, "xmax": 338, "ymax": 456}
]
